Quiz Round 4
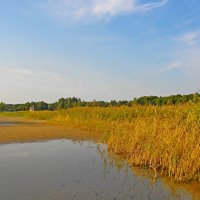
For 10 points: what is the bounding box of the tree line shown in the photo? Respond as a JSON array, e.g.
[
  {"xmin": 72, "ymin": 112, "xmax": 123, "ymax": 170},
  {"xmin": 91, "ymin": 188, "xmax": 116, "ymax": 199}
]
[{"xmin": 0, "ymin": 93, "xmax": 200, "ymax": 112}]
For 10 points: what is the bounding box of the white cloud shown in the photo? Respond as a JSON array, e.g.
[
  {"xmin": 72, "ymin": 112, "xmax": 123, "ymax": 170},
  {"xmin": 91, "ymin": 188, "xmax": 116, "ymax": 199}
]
[
  {"xmin": 0, "ymin": 67, "xmax": 62, "ymax": 80},
  {"xmin": 160, "ymin": 61, "xmax": 182, "ymax": 72},
  {"xmin": 162, "ymin": 31, "xmax": 200, "ymax": 74},
  {"xmin": 43, "ymin": 0, "xmax": 169, "ymax": 20},
  {"xmin": 0, "ymin": 66, "xmax": 145, "ymax": 103},
  {"xmin": 180, "ymin": 47, "xmax": 200, "ymax": 74},
  {"xmin": 157, "ymin": 44, "xmax": 200, "ymax": 95},
  {"xmin": 177, "ymin": 31, "xmax": 200, "ymax": 45},
  {"xmin": 160, "ymin": 46, "xmax": 200, "ymax": 78}
]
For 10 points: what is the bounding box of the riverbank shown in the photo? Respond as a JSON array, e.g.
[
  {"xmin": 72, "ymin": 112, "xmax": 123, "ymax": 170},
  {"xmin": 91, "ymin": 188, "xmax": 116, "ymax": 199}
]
[
  {"xmin": 0, "ymin": 103, "xmax": 199, "ymax": 182},
  {"xmin": 0, "ymin": 117, "xmax": 101, "ymax": 144}
]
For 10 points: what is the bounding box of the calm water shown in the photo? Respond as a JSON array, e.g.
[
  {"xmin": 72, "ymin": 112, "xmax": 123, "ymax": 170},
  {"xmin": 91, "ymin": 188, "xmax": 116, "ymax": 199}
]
[
  {"xmin": 0, "ymin": 122, "xmax": 18, "ymax": 126},
  {"xmin": 0, "ymin": 140, "xmax": 196, "ymax": 200},
  {"xmin": 0, "ymin": 121, "xmax": 33, "ymax": 126}
]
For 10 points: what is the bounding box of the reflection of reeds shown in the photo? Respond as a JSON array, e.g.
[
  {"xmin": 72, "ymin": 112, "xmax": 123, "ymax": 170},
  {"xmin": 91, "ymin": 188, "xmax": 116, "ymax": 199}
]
[
  {"xmin": 97, "ymin": 143, "xmax": 198, "ymax": 200},
  {"xmin": 1, "ymin": 103, "xmax": 199, "ymax": 182}
]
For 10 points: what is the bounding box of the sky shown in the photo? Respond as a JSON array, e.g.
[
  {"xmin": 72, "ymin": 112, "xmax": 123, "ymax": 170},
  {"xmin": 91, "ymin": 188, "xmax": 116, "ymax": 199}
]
[{"xmin": 0, "ymin": 0, "xmax": 200, "ymax": 103}]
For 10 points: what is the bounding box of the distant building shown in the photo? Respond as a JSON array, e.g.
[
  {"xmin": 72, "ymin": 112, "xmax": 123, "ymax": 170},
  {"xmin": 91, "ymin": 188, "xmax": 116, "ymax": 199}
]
[{"xmin": 29, "ymin": 105, "xmax": 35, "ymax": 111}]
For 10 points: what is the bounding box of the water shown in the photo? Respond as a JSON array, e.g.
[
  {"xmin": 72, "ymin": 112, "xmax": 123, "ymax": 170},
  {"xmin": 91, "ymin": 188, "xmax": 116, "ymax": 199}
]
[
  {"xmin": 0, "ymin": 122, "xmax": 19, "ymax": 126},
  {"xmin": 0, "ymin": 140, "xmax": 196, "ymax": 200},
  {"xmin": 0, "ymin": 121, "xmax": 31, "ymax": 127}
]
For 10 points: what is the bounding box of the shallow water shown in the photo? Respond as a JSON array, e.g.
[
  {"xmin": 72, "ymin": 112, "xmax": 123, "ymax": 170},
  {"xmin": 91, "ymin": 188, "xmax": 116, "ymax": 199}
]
[
  {"xmin": 0, "ymin": 122, "xmax": 18, "ymax": 126},
  {"xmin": 0, "ymin": 121, "xmax": 30, "ymax": 127},
  {"xmin": 0, "ymin": 140, "xmax": 197, "ymax": 200}
]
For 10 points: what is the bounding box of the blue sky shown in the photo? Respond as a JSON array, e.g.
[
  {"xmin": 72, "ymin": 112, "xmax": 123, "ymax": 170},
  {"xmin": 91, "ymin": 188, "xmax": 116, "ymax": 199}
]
[{"xmin": 0, "ymin": 0, "xmax": 200, "ymax": 103}]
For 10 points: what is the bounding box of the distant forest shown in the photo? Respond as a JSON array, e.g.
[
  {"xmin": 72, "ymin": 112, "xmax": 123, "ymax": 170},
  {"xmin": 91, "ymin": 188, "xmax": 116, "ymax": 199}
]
[{"xmin": 0, "ymin": 93, "xmax": 200, "ymax": 112}]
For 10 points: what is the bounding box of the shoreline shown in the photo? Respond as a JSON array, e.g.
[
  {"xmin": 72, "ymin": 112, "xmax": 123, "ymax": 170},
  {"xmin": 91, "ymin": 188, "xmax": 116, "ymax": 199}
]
[{"xmin": 0, "ymin": 117, "xmax": 101, "ymax": 144}]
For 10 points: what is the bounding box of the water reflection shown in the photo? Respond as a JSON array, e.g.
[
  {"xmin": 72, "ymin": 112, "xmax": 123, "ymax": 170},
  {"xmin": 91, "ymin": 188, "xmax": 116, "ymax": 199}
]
[
  {"xmin": 97, "ymin": 144, "xmax": 200, "ymax": 200},
  {"xmin": 0, "ymin": 140, "xmax": 198, "ymax": 200}
]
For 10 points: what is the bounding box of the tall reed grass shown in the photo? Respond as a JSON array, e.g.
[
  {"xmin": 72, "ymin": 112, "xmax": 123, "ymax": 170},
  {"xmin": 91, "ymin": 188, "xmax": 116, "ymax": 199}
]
[{"xmin": 1, "ymin": 103, "xmax": 199, "ymax": 182}]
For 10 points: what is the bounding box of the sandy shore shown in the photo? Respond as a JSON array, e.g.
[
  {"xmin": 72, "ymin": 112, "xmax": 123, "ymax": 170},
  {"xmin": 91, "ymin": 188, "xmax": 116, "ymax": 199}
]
[{"xmin": 0, "ymin": 117, "xmax": 100, "ymax": 144}]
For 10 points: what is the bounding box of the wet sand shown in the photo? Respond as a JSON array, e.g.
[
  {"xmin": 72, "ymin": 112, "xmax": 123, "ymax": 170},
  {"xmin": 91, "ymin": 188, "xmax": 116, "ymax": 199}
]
[{"xmin": 0, "ymin": 117, "xmax": 101, "ymax": 144}]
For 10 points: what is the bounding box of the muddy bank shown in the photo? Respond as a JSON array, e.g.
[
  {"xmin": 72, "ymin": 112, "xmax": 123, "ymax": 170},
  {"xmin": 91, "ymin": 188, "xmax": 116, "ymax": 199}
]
[{"xmin": 0, "ymin": 117, "xmax": 101, "ymax": 144}]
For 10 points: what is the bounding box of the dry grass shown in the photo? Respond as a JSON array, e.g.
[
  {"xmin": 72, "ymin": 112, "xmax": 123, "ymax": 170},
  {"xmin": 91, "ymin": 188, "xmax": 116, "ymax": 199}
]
[{"xmin": 0, "ymin": 103, "xmax": 199, "ymax": 182}]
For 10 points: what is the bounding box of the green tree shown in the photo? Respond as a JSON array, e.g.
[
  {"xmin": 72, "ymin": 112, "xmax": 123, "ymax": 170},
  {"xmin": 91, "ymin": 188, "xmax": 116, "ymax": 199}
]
[{"xmin": 0, "ymin": 102, "xmax": 6, "ymax": 112}]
